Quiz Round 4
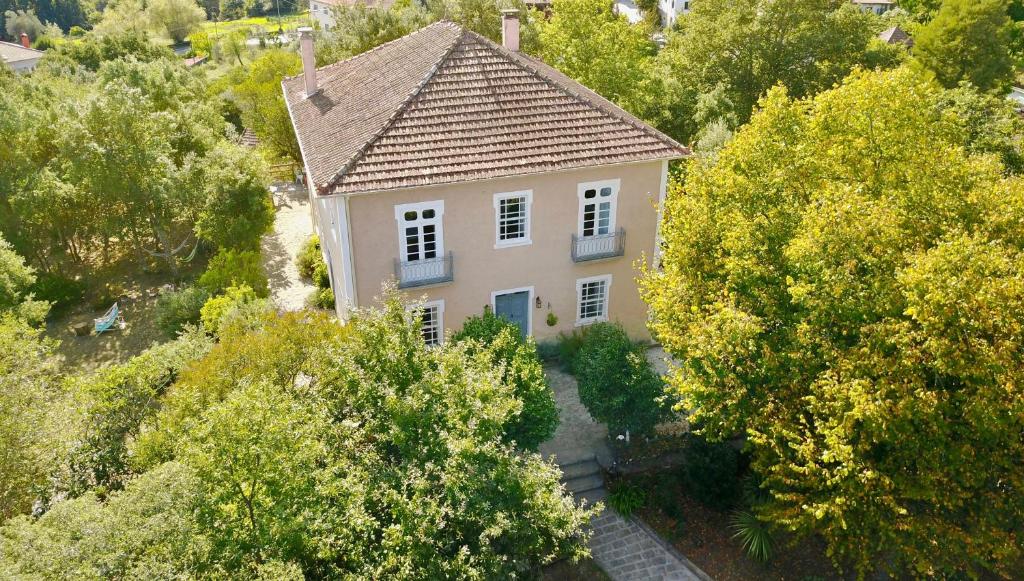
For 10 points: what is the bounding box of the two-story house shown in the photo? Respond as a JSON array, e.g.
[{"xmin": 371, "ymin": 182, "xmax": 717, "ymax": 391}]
[
  {"xmin": 283, "ymin": 13, "xmax": 688, "ymax": 343},
  {"xmin": 310, "ymin": 0, "xmax": 395, "ymax": 30}
]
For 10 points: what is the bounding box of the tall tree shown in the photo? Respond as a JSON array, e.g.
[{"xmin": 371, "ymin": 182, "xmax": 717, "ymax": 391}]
[
  {"xmin": 914, "ymin": 0, "xmax": 1015, "ymax": 92},
  {"xmin": 146, "ymin": 0, "xmax": 206, "ymax": 43},
  {"xmin": 641, "ymin": 67, "xmax": 1024, "ymax": 577},
  {"xmin": 231, "ymin": 49, "xmax": 301, "ymax": 161}
]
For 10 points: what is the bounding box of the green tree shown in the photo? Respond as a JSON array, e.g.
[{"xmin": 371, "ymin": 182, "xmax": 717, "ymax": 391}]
[
  {"xmin": 641, "ymin": 67, "xmax": 1024, "ymax": 577},
  {"xmin": 451, "ymin": 308, "xmax": 559, "ymax": 451},
  {"xmin": 3, "ymin": 9, "xmax": 43, "ymax": 40},
  {"xmin": 193, "ymin": 143, "xmax": 274, "ymax": 250},
  {"xmin": 147, "ymin": 0, "xmax": 206, "ymax": 43},
  {"xmin": 232, "ymin": 49, "xmax": 300, "ymax": 161},
  {"xmin": 655, "ymin": 0, "xmax": 905, "ymax": 143},
  {"xmin": 0, "ymin": 233, "xmax": 48, "ymax": 323},
  {"xmin": 914, "ymin": 0, "xmax": 1015, "ymax": 92},
  {"xmin": 537, "ymin": 0, "xmax": 664, "ymax": 125}
]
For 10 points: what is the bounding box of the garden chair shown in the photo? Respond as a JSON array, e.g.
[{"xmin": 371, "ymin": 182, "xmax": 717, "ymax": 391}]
[{"xmin": 94, "ymin": 302, "xmax": 126, "ymax": 334}]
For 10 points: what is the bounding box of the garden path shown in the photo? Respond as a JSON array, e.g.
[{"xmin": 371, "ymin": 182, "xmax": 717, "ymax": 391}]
[{"xmin": 262, "ymin": 182, "xmax": 316, "ymax": 311}]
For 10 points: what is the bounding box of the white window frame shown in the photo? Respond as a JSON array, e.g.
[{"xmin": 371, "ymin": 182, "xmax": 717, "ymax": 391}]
[
  {"xmin": 492, "ymin": 190, "xmax": 533, "ymax": 249},
  {"xmin": 410, "ymin": 299, "xmax": 445, "ymax": 346},
  {"xmin": 394, "ymin": 200, "xmax": 444, "ymax": 263},
  {"xmin": 576, "ymin": 179, "xmax": 620, "ymax": 238},
  {"xmin": 575, "ymin": 274, "xmax": 612, "ymax": 326},
  {"xmin": 490, "ymin": 285, "xmax": 535, "ymax": 337}
]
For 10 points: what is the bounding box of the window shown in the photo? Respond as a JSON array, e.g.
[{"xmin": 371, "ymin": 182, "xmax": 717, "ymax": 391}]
[
  {"xmin": 577, "ymin": 180, "xmax": 619, "ymax": 238},
  {"xmin": 394, "ymin": 201, "xmax": 444, "ymax": 263},
  {"xmin": 493, "ymin": 190, "xmax": 532, "ymax": 248},
  {"xmin": 413, "ymin": 300, "xmax": 444, "ymax": 346},
  {"xmin": 576, "ymin": 275, "xmax": 612, "ymax": 325}
]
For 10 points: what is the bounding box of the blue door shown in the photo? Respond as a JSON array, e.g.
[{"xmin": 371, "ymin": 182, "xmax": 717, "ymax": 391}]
[{"xmin": 495, "ymin": 290, "xmax": 530, "ymax": 339}]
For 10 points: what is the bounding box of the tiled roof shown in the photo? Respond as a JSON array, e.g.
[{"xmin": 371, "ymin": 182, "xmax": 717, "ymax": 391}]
[
  {"xmin": 283, "ymin": 21, "xmax": 687, "ymax": 195},
  {"xmin": 0, "ymin": 41, "xmax": 43, "ymax": 65},
  {"xmin": 878, "ymin": 26, "xmax": 913, "ymax": 47}
]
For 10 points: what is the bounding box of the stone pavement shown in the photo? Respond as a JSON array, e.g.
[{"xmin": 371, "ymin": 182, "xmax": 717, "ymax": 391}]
[
  {"xmin": 262, "ymin": 182, "xmax": 317, "ymax": 311},
  {"xmin": 539, "ymin": 363, "xmax": 613, "ymax": 467},
  {"xmin": 589, "ymin": 510, "xmax": 708, "ymax": 581}
]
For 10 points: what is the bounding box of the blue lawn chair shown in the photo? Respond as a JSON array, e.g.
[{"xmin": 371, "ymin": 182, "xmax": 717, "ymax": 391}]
[{"xmin": 94, "ymin": 302, "xmax": 125, "ymax": 334}]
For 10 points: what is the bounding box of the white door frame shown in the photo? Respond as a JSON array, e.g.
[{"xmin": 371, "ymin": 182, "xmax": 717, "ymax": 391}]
[{"xmin": 490, "ymin": 285, "xmax": 535, "ymax": 337}]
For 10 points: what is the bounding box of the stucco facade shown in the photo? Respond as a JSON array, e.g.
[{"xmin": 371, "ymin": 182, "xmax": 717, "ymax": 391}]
[{"xmin": 312, "ymin": 160, "xmax": 667, "ymax": 342}]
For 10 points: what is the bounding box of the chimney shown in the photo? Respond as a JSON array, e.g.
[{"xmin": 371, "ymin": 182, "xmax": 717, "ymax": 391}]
[
  {"xmin": 298, "ymin": 27, "xmax": 317, "ymax": 97},
  {"xmin": 19, "ymin": 33, "xmax": 29, "ymax": 49},
  {"xmin": 501, "ymin": 9, "xmax": 520, "ymax": 52}
]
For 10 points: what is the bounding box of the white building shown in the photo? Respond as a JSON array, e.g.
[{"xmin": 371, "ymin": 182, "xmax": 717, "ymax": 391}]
[
  {"xmin": 310, "ymin": 0, "xmax": 394, "ymax": 30},
  {"xmin": 659, "ymin": 0, "xmax": 691, "ymax": 29},
  {"xmin": 0, "ymin": 35, "xmax": 43, "ymax": 74},
  {"xmin": 852, "ymin": 0, "xmax": 894, "ymax": 15}
]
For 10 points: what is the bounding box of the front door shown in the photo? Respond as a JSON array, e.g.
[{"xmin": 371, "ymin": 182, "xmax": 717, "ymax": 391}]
[{"xmin": 494, "ymin": 290, "xmax": 530, "ymax": 339}]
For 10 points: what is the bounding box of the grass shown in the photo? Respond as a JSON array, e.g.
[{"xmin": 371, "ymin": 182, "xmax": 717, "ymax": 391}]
[{"xmin": 199, "ymin": 12, "xmax": 312, "ymax": 38}]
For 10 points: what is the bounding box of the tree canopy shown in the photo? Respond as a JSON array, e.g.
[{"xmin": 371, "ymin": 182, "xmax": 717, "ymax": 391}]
[
  {"xmin": 914, "ymin": 0, "xmax": 1016, "ymax": 92},
  {"xmin": 642, "ymin": 67, "xmax": 1024, "ymax": 577}
]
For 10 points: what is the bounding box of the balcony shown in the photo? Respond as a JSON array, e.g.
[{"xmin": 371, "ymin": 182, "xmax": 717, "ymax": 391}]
[
  {"xmin": 572, "ymin": 228, "xmax": 625, "ymax": 262},
  {"xmin": 395, "ymin": 251, "xmax": 454, "ymax": 289}
]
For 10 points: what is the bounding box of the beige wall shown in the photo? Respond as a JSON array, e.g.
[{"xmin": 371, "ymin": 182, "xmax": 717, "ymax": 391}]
[{"xmin": 340, "ymin": 160, "xmax": 666, "ymax": 342}]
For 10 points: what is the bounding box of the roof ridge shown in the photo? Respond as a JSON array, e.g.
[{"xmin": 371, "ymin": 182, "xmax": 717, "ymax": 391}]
[
  {"xmin": 458, "ymin": 29, "xmax": 686, "ymax": 155},
  {"xmin": 322, "ymin": 24, "xmax": 467, "ymax": 191}
]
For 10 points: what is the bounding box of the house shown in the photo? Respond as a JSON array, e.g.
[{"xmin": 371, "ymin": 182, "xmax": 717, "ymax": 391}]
[
  {"xmin": 852, "ymin": 0, "xmax": 894, "ymax": 15},
  {"xmin": 1009, "ymin": 87, "xmax": 1024, "ymax": 115},
  {"xmin": 310, "ymin": 0, "xmax": 394, "ymax": 30},
  {"xmin": 0, "ymin": 34, "xmax": 43, "ymax": 74},
  {"xmin": 282, "ymin": 13, "xmax": 688, "ymax": 344},
  {"xmin": 614, "ymin": 0, "xmax": 644, "ymax": 24},
  {"xmin": 878, "ymin": 26, "xmax": 913, "ymax": 48},
  {"xmin": 659, "ymin": 0, "xmax": 691, "ymax": 28}
]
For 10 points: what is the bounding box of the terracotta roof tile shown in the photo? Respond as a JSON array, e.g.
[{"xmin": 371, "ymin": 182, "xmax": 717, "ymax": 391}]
[{"xmin": 283, "ymin": 21, "xmax": 688, "ymax": 195}]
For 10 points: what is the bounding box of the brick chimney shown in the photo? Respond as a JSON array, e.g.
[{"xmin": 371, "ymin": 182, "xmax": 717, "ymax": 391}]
[
  {"xmin": 298, "ymin": 27, "xmax": 317, "ymax": 98},
  {"xmin": 501, "ymin": 9, "xmax": 520, "ymax": 52},
  {"xmin": 19, "ymin": 33, "xmax": 30, "ymax": 49}
]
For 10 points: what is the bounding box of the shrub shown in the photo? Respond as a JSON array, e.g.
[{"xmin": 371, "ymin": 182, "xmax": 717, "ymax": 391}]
[
  {"xmin": 200, "ymin": 285, "xmax": 258, "ymax": 336},
  {"xmin": 198, "ymin": 249, "xmax": 268, "ymax": 297},
  {"xmin": 607, "ymin": 481, "xmax": 646, "ymax": 517},
  {"xmin": 29, "ymin": 273, "xmax": 85, "ymax": 317},
  {"xmin": 730, "ymin": 510, "xmax": 774, "ymax": 562},
  {"xmin": 312, "ymin": 260, "xmax": 330, "ymax": 289},
  {"xmin": 555, "ymin": 327, "xmax": 591, "ymax": 371},
  {"xmin": 309, "ymin": 287, "xmax": 335, "ymax": 310},
  {"xmin": 574, "ymin": 322, "xmax": 667, "ymax": 438},
  {"xmin": 155, "ymin": 286, "xmax": 210, "ymax": 335},
  {"xmin": 296, "ymin": 235, "xmax": 321, "ymax": 281},
  {"xmin": 678, "ymin": 434, "xmax": 741, "ymax": 510},
  {"xmin": 452, "ymin": 309, "xmax": 559, "ymax": 451}
]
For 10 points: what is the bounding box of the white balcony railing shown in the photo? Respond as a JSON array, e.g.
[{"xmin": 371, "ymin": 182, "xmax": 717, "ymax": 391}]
[
  {"xmin": 395, "ymin": 252, "xmax": 454, "ymax": 288},
  {"xmin": 571, "ymin": 229, "xmax": 625, "ymax": 262}
]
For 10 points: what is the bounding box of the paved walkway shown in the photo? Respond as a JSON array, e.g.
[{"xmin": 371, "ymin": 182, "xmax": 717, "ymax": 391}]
[
  {"xmin": 539, "ymin": 364, "xmax": 612, "ymax": 467},
  {"xmin": 590, "ymin": 510, "xmax": 707, "ymax": 581},
  {"xmin": 262, "ymin": 182, "xmax": 317, "ymax": 311}
]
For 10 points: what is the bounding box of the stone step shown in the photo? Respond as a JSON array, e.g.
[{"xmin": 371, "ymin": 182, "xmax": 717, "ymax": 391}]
[
  {"xmin": 574, "ymin": 486, "xmax": 607, "ymax": 506},
  {"xmin": 564, "ymin": 473, "xmax": 604, "ymax": 495},
  {"xmin": 559, "ymin": 457, "xmax": 602, "ymax": 481}
]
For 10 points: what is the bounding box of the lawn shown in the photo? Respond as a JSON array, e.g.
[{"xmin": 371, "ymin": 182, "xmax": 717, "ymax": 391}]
[{"xmin": 199, "ymin": 11, "xmax": 312, "ymax": 37}]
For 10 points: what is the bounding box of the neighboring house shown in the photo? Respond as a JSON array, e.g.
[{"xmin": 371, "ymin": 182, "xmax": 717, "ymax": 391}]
[
  {"xmin": 659, "ymin": 0, "xmax": 692, "ymax": 28},
  {"xmin": 283, "ymin": 13, "xmax": 688, "ymax": 343},
  {"xmin": 852, "ymin": 0, "xmax": 894, "ymax": 14},
  {"xmin": 0, "ymin": 34, "xmax": 43, "ymax": 74},
  {"xmin": 310, "ymin": 0, "xmax": 395, "ymax": 30},
  {"xmin": 614, "ymin": 0, "xmax": 644, "ymax": 24},
  {"xmin": 878, "ymin": 26, "xmax": 913, "ymax": 48},
  {"xmin": 1009, "ymin": 87, "xmax": 1024, "ymax": 115}
]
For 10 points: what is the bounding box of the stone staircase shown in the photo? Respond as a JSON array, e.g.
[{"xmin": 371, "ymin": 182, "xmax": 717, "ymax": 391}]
[{"xmin": 559, "ymin": 455, "xmax": 607, "ymax": 505}]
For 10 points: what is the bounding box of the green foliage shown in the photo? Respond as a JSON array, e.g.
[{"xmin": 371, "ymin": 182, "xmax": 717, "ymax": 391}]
[
  {"xmin": 730, "ymin": 510, "xmax": 773, "ymax": 563},
  {"xmin": 538, "ymin": 0, "xmax": 663, "ymax": 125},
  {"xmin": 573, "ymin": 322, "xmax": 666, "ymax": 437},
  {"xmin": 193, "ymin": 144, "xmax": 274, "ymax": 250},
  {"xmin": 310, "ymin": 286, "xmax": 335, "ymax": 310},
  {"xmin": 0, "ymin": 233, "xmax": 47, "ymax": 324},
  {"xmin": 642, "ymin": 67, "xmax": 1024, "ymax": 577},
  {"xmin": 914, "ymin": 0, "xmax": 1015, "ymax": 92},
  {"xmin": 452, "ymin": 308, "xmax": 559, "ymax": 451},
  {"xmin": 147, "ymin": 0, "xmax": 206, "ymax": 43},
  {"xmin": 554, "ymin": 326, "xmax": 590, "ymax": 371},
  {"xmin": 295, "ymin": 234, "xmax": 321, "ymax": 280},
  {"xmin": 155, "ymin": 286, "xmax": 211, "ymax": 335},
  {"xmin": 607, "ymin": 481, "xmax": 646, "ymax": 517},
  {"xmin": 545, "ymin": 311, "xmax": 558, "ymax": 327},
  {"xmin": 937, "ymin": 83, "xmax": 1024, "ymax": 174},
  {"xmin": 200, "ymin": 284, "xmax": 259, "ymax": 336},
  {"xmin": 28, "ymin": 273, "xmax": 84, "ymax": 318},
  {"xmin": 654, "ymin": 0, "xmax": 904, "ymax": 142},
  {"xmin": 231, "ymin": 49, "xmax": 301, "ymax": 161},
  {"xmin": 678, "ymin": 434, "xmax": 740, "ymax": 510},
  {"xmin": 3, "ymin": 9, "xmax": 43, "ymax": 40},
  {"xmin": 44, "ymin": 31, "xmax": 174, "ymax": 71},
  {"xmin": 198, "ymin": 249, "xmax": 268, "ymax": 297}
]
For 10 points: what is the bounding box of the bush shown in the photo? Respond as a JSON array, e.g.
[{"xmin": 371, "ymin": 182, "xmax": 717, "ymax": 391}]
[
  {"xmin": 200, "ymin": 285, "xmax": 258, "ymax": 336},
  {"xmin": 198, "ymin": 249, "xmax": 268, "ymax": 297},
  {"xmin": 452, "ymin": 309, "xmax": 559, "ymax": 451},
  {"xmin": 607, "ymin": 481, "xmax": 646, "ymax": 517},
  {"xmin": 29, "ymin": 273, "xmax": 85, "ymax": 317},
  {"xmin": 574, "ymin": 322, "xmax": 667, "ymax": 438},
  {"xmin": 730, "ymin": 510, "xmax": 774, "ymax": 562},
  {"xmin": 155, "ymin": 286, "xmax": 210, "ymax": 335},
  {"xmin": 678, "ymin": 434, "xmax": 741, "ymax": 510},
  {"xmin": 555, "ymin": 327, "xmax": 592, "ymax": 371},
  {"xmin": 309, "ymin": 287, "xmax": 335, "ymax": 310},
  {"xmin": 296, "ymin": 235, "xmax": 322, "ymax": 281}
]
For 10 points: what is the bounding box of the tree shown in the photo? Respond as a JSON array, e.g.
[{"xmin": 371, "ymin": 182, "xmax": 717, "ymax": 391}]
[
  {"xmin": 92, "ymin": 0, "xmax": 149, "ymax": 38},
  {"xmin": 147, "ymin": 0, "xmax": 206, "ymax": 43},
  {"xmin": 641, "ymin": 67, "xmax": 1024, "ymax": 577},
  {"xmin": 0, "ymin": 233, "xmax": 48, "ymax": 323},
  {"xmin": 654, "ymin": 0, "xmax": 905, "ymax": 143},
  {"xmin": 537, "ymin": 0, "xmax": 664, "ymax": 125},
  {"xmin": 451, "ymin": 308, "xmax": 559, "ymax": 451},
  {"xmin": 3, "ymin": 9, "xmax": 43, "ymax": 40},
  {"xmin": 231, "ymin": 49, "xmax": 301, "ymax": 161},
  {"xmin": 914, "ymin": 0, "xmax": 1015, "ymax": 92}
]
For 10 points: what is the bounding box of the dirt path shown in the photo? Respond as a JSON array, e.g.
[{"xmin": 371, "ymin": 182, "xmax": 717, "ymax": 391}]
[{"xmin": 263, "ymin": 182, "xmax": 316, "ymax": 311}]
